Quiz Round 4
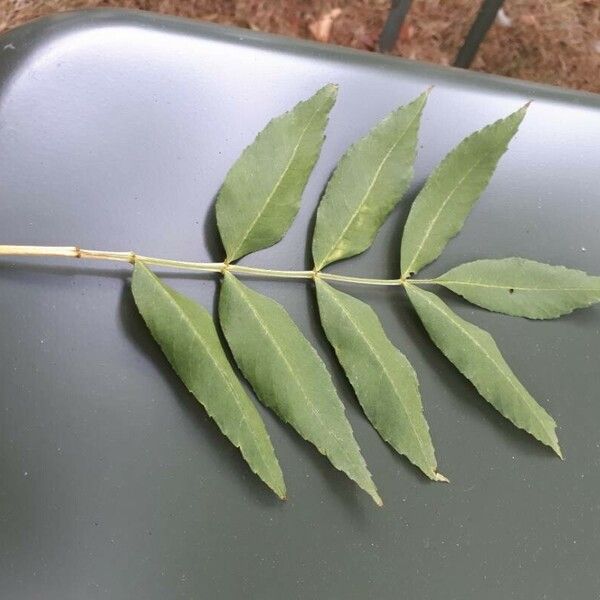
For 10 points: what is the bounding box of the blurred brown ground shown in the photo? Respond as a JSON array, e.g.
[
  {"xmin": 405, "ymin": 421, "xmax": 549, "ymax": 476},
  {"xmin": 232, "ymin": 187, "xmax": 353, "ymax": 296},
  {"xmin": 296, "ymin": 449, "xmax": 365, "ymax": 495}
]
[{"xmin": 1, "ymin": 1, "xmax": 598, "ymax": 93}]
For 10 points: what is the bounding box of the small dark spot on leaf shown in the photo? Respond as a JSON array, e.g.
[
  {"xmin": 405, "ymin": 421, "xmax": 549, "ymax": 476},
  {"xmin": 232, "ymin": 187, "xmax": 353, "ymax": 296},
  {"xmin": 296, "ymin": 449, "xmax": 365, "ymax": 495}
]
[{"xmin": 509, "ymin": 288, "xmax": 514, "ymax": 294}]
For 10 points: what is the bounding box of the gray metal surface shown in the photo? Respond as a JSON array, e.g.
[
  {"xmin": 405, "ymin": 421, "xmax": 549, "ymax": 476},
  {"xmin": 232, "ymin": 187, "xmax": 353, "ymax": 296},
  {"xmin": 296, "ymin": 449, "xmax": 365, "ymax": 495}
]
[{"xmin": 1, "ymin": 9, "xmax": 599, "ymax": 599}]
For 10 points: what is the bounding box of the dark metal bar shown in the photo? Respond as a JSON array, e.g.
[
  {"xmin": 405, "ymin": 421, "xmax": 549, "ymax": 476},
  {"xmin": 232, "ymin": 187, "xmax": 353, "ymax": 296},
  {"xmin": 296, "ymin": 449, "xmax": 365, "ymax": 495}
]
[
  {"xmin": 454, "ymin": 0, "xmax": 505, "ymax": 68},
  {"xmin": 378, "ymin": 0, "xmax": 414, "ymax": 53}
]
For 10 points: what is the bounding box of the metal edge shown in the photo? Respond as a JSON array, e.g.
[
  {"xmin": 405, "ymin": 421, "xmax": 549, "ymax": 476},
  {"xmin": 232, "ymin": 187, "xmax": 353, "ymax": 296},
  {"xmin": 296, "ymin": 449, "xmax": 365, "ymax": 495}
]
[{"xmin": 0, "ymin": 8, "xmax": 598, "ymax": 108}]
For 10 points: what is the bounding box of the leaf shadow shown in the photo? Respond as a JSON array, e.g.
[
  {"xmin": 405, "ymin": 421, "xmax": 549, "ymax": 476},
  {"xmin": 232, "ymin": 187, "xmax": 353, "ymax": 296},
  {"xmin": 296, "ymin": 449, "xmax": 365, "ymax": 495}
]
[
  {"xmin": 117, "ymin": 282, "xmax": 283, "ymax": 508},
  {"xmin": 546, "ymin": 301, "xmax": 600, "ymax": 328},
  {"xmin": 396, "ymin": 288, "xmax": 557, "ymax": 460},
  {"xmin": 386, "ymin": 180, "xmax": 425, "ymax": 276},
  {"xmin": 0, "ymin": 260, "xmax": 130, "ymax": 280},
  {"xmin": 303, "ymin": 164, "xmax": 339, "ymax": 269},
  {"xmin": 283, "ymin": 427, "xmax": 372, "ymax": 517},
  {"xmin": 0, "ymin": 260, "xmax": 226, "ymax": 286},
  {"xmin": 203, "ymin": 190, "xmax": 225, "ymax": 262}
]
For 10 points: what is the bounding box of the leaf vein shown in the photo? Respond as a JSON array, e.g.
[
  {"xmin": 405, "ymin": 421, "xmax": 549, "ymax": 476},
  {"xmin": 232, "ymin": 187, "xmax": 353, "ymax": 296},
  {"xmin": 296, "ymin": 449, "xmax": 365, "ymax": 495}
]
[
  {"xmin": 324, "ymin": 284, "xmax": 431, "ymax": 464},
  {"xmin": 158, "ymin": 285, "xmax": 266, "ymax": 464},
  {"xmin": 319, "ymin": 107, "xmax": 422, "ymax": 268},
  {"xmin": 228, "ymin": 96, "xmax": 328, "ymax": 260},
  {"xmin": 403, "ymin": 154, "xmax": 486, "ymax": 277},
  {"xmin": 234, "ymin": 280, "xmax": 355, "ymax": 462},
  {"xmin": 436, "ymin": 280, "xmax": 600, "ymax": 292},
  {"xmin": 410, "ymin": 285, "xmax": 556, "ymax": 444}
]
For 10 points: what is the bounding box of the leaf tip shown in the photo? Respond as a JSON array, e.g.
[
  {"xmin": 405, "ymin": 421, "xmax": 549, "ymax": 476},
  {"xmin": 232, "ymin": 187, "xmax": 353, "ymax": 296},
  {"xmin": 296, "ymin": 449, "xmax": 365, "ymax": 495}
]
[
  {"xmin": 547, "ymin": 430, "xmax": 562, "ymax": 459},
  {"xmin": 320, "ymin": 82, "xmax": 339, "ymax": 98},
  {"xmin": 514, "ymin": 101, "xmax": 531, "ymax": 121},
  {"xmin": 433, "ymin": 471, "xmax": 450, "ymax": 483},
  {"xmin": 271, "ymin": 480, "xmax": 288, "ymax": 500},
  {"xmin": 412, "ymin": 87, "xmax": 432, "ymax": 109},
  {"xmin": 554, "ymin": 443, "xmax": 564, "ymax": 460},
  {"xmin": 365, "ymin": 482, "xmax": 383, "ymax": 507},
  {"xmin": 363, "ymin": 481, "xmax": 383, "ymax": 507}
]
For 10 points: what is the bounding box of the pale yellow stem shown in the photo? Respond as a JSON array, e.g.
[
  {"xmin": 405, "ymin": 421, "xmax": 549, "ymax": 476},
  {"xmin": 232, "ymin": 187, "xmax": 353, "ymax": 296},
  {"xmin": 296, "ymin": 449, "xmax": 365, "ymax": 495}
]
[{"xmin": 0, "ymin": 245, "xmax": 411, "ymax": 286}]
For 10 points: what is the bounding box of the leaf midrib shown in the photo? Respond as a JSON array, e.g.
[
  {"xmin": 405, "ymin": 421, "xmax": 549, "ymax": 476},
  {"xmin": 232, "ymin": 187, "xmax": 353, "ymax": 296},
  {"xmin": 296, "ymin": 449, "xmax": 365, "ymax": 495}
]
[
  {"xmin": 409, "ymin": 285, "xmax": 558, "ymax": 448},
  {"xmin": 321, "ymin": 283, "xmax": 433, "ymax": 471},
  {"xmin": 152, "ymin": 279, "xmax": 270, "ymax": 470},
  {"xmin": 232, "ymin": 278, "xmax": 356, "ymax": 464},
  {"xmin": 437, "ymin": 279, "xmax": 600, "ymax": 292},
  {"xmin": 228, "ymin": 95, "xmax": 328, "ymax": 260},
  {"xmin": 317, "ymin": 105, "xmax": 422, "ymax": 269},
  {"xmin": 402, "ymin": 153, "xmax": 486, "ymax": 278}
]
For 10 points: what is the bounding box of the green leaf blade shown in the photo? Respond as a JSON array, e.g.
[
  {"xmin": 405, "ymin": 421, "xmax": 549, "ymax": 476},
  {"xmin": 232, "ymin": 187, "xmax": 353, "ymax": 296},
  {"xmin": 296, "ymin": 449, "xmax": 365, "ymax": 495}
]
[
  {"xmin": 216, "ymin": 84, "xmax": 337, "ymax": 262},
  {"xmin": 131, "ymin": 262, "xmax": 286, "ymax": 499},
  {"xmin": 218, "ymin": 272, "xmax": 381, "ymax": 505},
  {"xmin": 406, "ymin": 284, "xmax": 561, "ymax": 456},
  {"xmin": 312, "ymin": 91, "xmax": 428, "ymax": 270},
  {"xmin": 401, "ymin": 106, "xmax": 527, "ymax": 278},
  {"xmin": 315, "ymin": 279, "xmax": 442, "ymax": 480},
  {"xmin": 436, "ymin": 257, "xmax": 600, "ymax": 319}
]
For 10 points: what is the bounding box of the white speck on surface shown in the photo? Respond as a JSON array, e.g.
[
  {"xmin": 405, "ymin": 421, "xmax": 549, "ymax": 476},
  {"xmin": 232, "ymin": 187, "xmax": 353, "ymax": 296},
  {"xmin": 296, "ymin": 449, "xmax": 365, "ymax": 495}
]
[
  {"xmin": 3, "ymin": 43, "xmax": 15, "ymax": 50},
  {"xmin": 496, "ymin": 8, "xmax": 512, "ymax": 27}
]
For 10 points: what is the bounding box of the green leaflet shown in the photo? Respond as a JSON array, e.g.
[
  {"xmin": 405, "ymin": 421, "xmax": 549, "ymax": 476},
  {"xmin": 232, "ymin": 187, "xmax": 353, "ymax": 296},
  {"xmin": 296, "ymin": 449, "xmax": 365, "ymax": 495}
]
[
  {"xmin": 406, "ymin": 284, "xmax": 561, "ymax": 456},
  {"xmin": 400, "ymin": 106, "xmax": 527, "ymax": 278},
  {"xmin": 315, "ymin": 280, "xmax": 445, "ymax": 481},
  {"xmin": 218, "ymin": 272, "xmax": 381, "ymax": 505},
  {"xmin": 131, "ymin": 261, "xmax": 286, "ymax": 499},
  {"xmin": 216, "ymin": 84, "xmax": 337, "ymax": 262},
  {"xmin": 312, "ymin": 91, "xmax": 428, "ymax": 270},
  {"xmin": 436, "ymin": 257, "xmax": 600, "ymax": 319}
]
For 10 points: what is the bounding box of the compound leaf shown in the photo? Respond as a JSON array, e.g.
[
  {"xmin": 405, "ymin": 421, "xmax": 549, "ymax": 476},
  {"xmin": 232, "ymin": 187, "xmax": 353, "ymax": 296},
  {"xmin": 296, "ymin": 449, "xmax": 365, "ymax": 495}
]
[
  {"xmin": 131, "ymin": 261, "xmax": 286, "ymax": 499},
  {"xmin": 436, "ymin": 257, "xmax": 600, "ymax": 319},
  {"xmin": 315, "ymin": 279, "xmax": 445, "ymax": 481},
  {"xmin": 401, "ymin": 106, "xmax": 527, "ymax": 278},
  {"xmin": 312, "ymin": 91, "xmax": 428, "ymax": 270},
  {"xmin": 406, "ymin": 284, "xmax": 561, "ymax": 456},
  {"xmin": 219, "ymin": 272, "xmax": 381, "ymax": 505},
  {"xmin": 216, "ymin": 84, "xmax": 337, "ymax": 262}
]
